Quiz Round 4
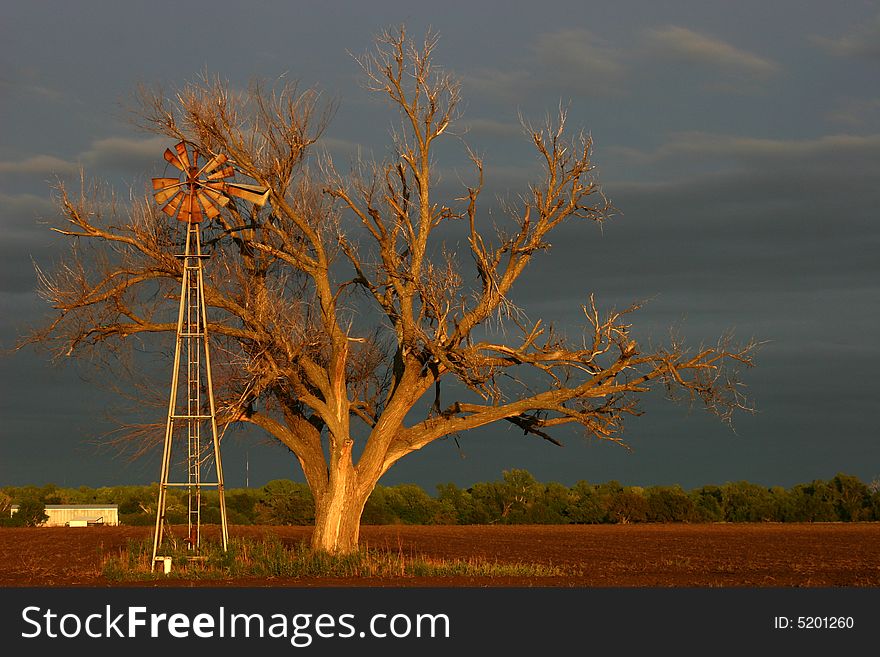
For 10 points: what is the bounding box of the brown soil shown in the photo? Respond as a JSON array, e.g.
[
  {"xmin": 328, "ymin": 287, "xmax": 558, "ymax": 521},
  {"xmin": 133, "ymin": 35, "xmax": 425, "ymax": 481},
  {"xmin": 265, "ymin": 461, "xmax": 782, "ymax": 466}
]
[{"xmin": 1, "ymin": 523, "xmax": 878, "ymax": 587}]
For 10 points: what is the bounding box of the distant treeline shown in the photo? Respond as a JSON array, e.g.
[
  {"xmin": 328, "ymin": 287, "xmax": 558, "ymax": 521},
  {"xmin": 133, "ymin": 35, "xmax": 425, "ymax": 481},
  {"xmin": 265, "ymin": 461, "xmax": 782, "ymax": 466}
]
[{"xmin": 2, "ymin": 470, "xmax": 879, "ymax": 526}]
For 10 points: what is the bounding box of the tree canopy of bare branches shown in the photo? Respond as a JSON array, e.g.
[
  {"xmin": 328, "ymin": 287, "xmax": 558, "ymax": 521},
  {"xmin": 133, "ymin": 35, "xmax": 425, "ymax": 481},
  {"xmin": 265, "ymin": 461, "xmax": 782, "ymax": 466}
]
[{"xmin": 25, "ymin": 28, "xmax": 756, "ymax": 553}]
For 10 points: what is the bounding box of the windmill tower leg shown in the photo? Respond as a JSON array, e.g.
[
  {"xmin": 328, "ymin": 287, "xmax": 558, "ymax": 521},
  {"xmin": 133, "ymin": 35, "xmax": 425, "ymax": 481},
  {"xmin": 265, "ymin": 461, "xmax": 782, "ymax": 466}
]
[{"xmin": 197, "ymin": 237, "xmax": 229, "ymax": 551}]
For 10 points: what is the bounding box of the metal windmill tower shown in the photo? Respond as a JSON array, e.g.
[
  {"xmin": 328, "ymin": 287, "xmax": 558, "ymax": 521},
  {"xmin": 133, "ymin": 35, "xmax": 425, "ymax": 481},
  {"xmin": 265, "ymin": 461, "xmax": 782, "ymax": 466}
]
[{"xmin": 149, "ymin": 141, "xmax": 269, "ymax": 570}]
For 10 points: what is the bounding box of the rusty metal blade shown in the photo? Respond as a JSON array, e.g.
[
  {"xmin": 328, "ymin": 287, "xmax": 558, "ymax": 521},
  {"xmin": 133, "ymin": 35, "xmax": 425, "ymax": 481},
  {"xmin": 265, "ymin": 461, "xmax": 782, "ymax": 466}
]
[
  {"xmin": 188, "ymin": 192, "xmax": 204, "ymax": 223},
  {"xmin": 207, "ymin": 166, "xmax": 235, "ymax": 180},
  {"xmin": 199, "ymin": 185, "xmax": 230, "ymax": 207},
  {"xmin": 180, "ymin": 192, "xmax": 194, "ymax": 223},
  {"xmin": 197, "ymin": 153, "xmax": 227, "ymax": 178},
  {"xmin": 154, "ymin": 184, "xmax": 183, "ymax": 205},
  {"xmin": 163, "ymin": 148, "xmax": 185, "ymax": 171},
  {"xmin": 152, "ymin": 177, "xmax": 181, "ymax": 190},
  {"xmin": 196, "ymin": 191, "xmax": 221, "ymax": 219},
  {"xmin": 225, "ymin": 182, "xmax": 270, "ymax": 206},
  {"xmin": 161, "ymin": 190, "xmax": 185, "ymax": 216},
  {"xmin": 174, "ymin": 142, "xmax": 191, "ymax": 169}
]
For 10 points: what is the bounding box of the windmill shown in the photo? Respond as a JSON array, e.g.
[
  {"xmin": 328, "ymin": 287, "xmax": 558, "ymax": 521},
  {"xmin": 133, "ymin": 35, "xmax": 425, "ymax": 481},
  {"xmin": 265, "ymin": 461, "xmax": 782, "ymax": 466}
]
[{"xmin": 150, "ymin": 141, "xmax": 269, "ymax": 571}]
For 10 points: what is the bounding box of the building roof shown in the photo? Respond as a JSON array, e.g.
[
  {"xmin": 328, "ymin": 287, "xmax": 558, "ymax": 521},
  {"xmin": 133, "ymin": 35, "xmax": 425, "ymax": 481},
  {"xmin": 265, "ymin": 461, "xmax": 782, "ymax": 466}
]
[
  {"xmin": 10, "ymin": 504, "xmax": 119, "ymax": 510},
  {"xmin": 45, "ymin": 504, "xmax": 119, "ymax": 510}
]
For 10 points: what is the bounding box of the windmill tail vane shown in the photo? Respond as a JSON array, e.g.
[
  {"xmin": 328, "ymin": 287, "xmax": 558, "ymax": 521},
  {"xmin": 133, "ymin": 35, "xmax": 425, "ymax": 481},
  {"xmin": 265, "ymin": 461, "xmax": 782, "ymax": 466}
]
[{"xmin": 151, "ymin": 141, "xmax": 270, "ymax": 223}]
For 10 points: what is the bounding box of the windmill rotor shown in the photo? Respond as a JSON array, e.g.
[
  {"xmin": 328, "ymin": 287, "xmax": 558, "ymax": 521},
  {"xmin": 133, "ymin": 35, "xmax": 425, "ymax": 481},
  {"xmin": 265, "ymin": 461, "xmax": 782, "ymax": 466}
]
[{"xmin": 151, "ymin": 141, "xmax": 270, "ymax": 222}]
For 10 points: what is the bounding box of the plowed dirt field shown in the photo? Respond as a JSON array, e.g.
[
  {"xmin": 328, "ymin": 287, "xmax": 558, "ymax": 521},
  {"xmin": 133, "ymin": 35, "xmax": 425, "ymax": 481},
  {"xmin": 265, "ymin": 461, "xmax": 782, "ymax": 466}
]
[{"xmin": 1, "ymin": 524, "xmax": 877, "ymax": 587}]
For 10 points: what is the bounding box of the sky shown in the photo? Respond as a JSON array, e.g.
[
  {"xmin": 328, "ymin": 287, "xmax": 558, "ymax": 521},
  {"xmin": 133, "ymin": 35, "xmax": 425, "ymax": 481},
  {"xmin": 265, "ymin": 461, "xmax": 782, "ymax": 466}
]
[{"xmin": 1, "ymin": 1, "xmax": 878, "ymax": 492}]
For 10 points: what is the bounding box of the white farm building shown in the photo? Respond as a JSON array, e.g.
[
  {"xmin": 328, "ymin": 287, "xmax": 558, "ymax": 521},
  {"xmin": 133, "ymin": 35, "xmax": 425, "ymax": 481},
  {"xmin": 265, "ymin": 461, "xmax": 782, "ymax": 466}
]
[{"xmin": 10, "ymin": 504, "xmax": 119, "ymax": 527}]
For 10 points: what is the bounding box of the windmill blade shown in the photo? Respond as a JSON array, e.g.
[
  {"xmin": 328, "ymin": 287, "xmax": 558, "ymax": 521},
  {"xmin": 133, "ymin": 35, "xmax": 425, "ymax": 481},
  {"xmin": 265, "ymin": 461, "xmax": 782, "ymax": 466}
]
[
  {"xmin": 224, "ymin": 182, "xmax": 271, "ymax": 206},
  {"xmin": 187, "ymin": 191, "xmax": 204, "ymax": 222},
  {"xmin": 154, "ymin": 185, "xmax": 184, "ymax": 205},
  {"xmin": 152, "ymin": 177, "xmax": 182, "ymax": 190},
  {"xmin": 199, "ymin": 185, "xmax": 230, "ymax": 208},
  {"xmin": 207, "ymin": 166, "xmax": 235, "ymax": 181},
  {"xmin": 177, "ymin": 192, "xmax": 204, "ymax": 223},
  {"xmin": 152, "ymin": 178, "xmax": 184, "ymax": 204},
  {"xmin": 174, "ymin": 142, "xmax": 191, "ymax": 169},
  {"xmin": 197, "ymin": 153, "xmax": 228, "ymax": 178},
  {"xmin": 196, "ymin": 191, "xmax": 222, "ymax": 219},
  {"xmin": 161, "ymin": 190, "xmax": 186, "ymax": 217},
  {"xmin": 163, "ymin": 148, "xmax": 186, "ymax": 171}
]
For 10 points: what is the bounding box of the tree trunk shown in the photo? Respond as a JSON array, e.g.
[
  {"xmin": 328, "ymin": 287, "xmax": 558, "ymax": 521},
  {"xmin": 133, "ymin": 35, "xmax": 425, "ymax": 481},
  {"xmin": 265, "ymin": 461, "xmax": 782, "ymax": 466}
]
[{"xmin": 310, "ymin": 467, "xmax": 371, "ymax": 554}]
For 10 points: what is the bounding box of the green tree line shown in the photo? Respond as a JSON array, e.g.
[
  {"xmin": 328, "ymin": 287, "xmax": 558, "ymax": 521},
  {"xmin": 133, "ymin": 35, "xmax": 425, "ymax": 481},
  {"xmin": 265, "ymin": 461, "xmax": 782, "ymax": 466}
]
[{"xmin": 2, "ymin": 470, "xmax": 879, "ymax": 526}]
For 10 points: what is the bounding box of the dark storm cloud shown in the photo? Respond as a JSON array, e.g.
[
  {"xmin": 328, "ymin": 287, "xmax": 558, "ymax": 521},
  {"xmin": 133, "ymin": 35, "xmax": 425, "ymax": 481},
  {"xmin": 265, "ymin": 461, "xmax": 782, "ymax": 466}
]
[
  {"xmin": 0, "ymin": 156, "xmax": 77, "ymax": 176},
  {"xmin": 0, "ymin": 193, "xmax": 57, "ymax": 294},
  {"xmin": 827, "ymin": 98, "xmax": 880, "ymax": 126},
  {"xmin": 461, "ymin": 22, "xmax": 781, "ymax": 103},
  {"xmin": 0, "ymin": 136, "xmax": 172, "ymax": 178},
  {"xmin": 609, "ymin": 131, "xmax": 880, "ymax": 170},
  {"xmin": 0, "ymin": 68, "xmax": 68, "ymax": 108},
  {"xmin": 496, "ymin": 124, "xmax": 880, "ymax": 463},
  {"xmin": 812, "ymin": 12, "xmax": 880, "ymax": 59},
  {"xmin": 645, "ymin": 26, "xmax": 780, "ymax": 78},
  {"xmin": 457, "ymin": 118, "xmax": 523, "ymax": 139},
  {"xmin": 80, "ymin": 136, "xmax": 171, "ymax": 174},
  {"xmin": 0, "ymin": 192, "xmax": 53, "ymax": 218},
  {"xmin": 2, "ymin": 1, "xmax": 878, "ymax": 488},
  {"xmin": 0, "ymin": 135, "xmax": 180, "ymax": 298},
  {"xmin": 531, "ymin": 29, "xmax": 629, "ymax": 95},
  {"xmin": 511, "ymin": 134, "xmax": 880, "ymax": 311},
  {"xmin": 460, "ymin": 27, "xmax": 629, "ymax": 101}
]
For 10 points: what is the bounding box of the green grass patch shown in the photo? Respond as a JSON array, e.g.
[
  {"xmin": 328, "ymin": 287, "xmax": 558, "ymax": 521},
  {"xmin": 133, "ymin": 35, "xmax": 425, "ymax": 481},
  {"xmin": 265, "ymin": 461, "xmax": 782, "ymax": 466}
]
[{"xmin": 102, "ymin": 537, "xmax": 573, "ymax": 581}]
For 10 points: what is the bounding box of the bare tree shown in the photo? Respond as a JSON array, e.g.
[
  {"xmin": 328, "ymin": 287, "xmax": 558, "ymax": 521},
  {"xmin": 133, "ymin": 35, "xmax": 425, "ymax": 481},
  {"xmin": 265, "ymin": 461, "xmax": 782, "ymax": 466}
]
[{"xmin": 24, "ymin": 28, "xmax": 755, "ymax": 553}]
